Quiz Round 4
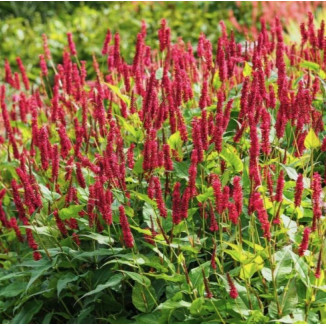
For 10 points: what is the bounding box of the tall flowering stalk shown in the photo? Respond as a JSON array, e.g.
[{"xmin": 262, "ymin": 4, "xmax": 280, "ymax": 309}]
[
  {"xmin": 227, "ymin": 273, "xmax": 238, "ymax": 299},
  {"xmin": 311, "ymin": 172, "xmax": 322, "ymax": 231},
  {"xmin": 298, "ymin": 227, "xmax": 311, "ymax": 256},
  {"xmin": 119, "ymin": 206, "xmax": 134, "ymax": 248}
]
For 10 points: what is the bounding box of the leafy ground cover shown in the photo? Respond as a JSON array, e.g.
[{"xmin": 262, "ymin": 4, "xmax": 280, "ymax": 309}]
[{"xmin": 0, "ymin": 9, "xmax": 326, "ymax": 324}]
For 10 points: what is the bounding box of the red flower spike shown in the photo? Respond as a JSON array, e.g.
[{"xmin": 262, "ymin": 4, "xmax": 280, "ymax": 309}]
[
  {"xmin": 233, "ymin": 176, "xmax": 243, "ymax": 216},
  {"xmin": 228, "ymin": 202, "xmax": 239, "ymax": 225},
  {"xmin": 312, "ymin": 172, "xmax": 322, "ymax": 231},
  {"xmin": 52, "ymin": 144, "xmax": 59, "ymax": 183},
  {"xmin": 33, "ymin": 251, "xmax": 42, "ymax": 261},
  {"xmin": 76, "ymin": 162, "xmax": 86, "ymax": 189},
  {"xmin": 72, "ymin": 233, "xmax": 81, "ymax": 246},
  {"xmin": 321, "ymin": 137, "xmax": 326, "ymax": 152},
  {"xmin": 227, "ymin": 273, "xmax": 238, "ymax": 299},
  {"xmin": 211, "ymin": 245, "xmax": 217, "ymax": 270},
  {"xmin": 275, "ymin": 170, "xmax": 284, "ymax": 203},
  {"xmin": 39, "ymin": 54, "xmax": 48, "ymax": 77},
  {"xmin": 212, "ymin": 174, "xmax": 223, "ymax": 215},
  {"xmin": 101, "ymin": 29, "xmax": 112, "ymax": 55},
  {"xmin": 67, "ymin": 32, "xmax": 77, "ymax": 56},
  {"xmin": 294, "ymin": 174, "xmax": 304, "ymax": 207},
  {"xmin": 209, "ymin": 203, "xmax": 219, "ymax": 232},
  {"xmin": 172, "ymin": 182, "xmax": 182, "ymax": 225},
  {"xmin": 16, "ymin": 57, "xmax": 30, "ymax": 90},
  {"xmin": 315, "ymin": 249, "xmax": 322, "ymax": 279},
  {"xmin": 42, "ymin": 33, "xmax": 52, "ymax": 60},
  {"xmin": 9, "ymin": 218, "xmax": 23, "ymax": 242},
  {"xmin": 119, "ymin": 206, "xmax": 134, "ymax": 248},
  {"xmin": 53, "ymin": 209, "xmax": 68, "ymax": 236},
  {"xmin": 253, "ymin": 192, "xmax": 271, "ymax": 240},
  {"xmin": 298, "ymin": 227, "xmax": 311, "ymax": 256}
]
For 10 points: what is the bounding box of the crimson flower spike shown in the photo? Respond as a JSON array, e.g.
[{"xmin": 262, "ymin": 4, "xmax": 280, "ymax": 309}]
[
  {"xmin": 119, "ymin": 206, "xmax": 134, "ymax": 248},
  {"xmin": 298, "ymin": 227, "xmax": 311, "ymax": 256},
  {"xmin": 315, "ymin": 248, "xmax": 322, "ymax": 279},
  {"xmin": 227, "ymin": 273, "xmax": 238, "ymax": 299},
  {"xmin": 67, "ymin": 32, "xmax": 77, "ymax": 56},
  {"xmin": 294, "ymin": 174, "xmax": 304, "ymax": 207},
  {"xmin": 101, "ymin": 29, "xmax": 112, "ymax": 55},
  {"xmin": 311, "ymin": 172, "xmax": 322, "ymax": 231}
]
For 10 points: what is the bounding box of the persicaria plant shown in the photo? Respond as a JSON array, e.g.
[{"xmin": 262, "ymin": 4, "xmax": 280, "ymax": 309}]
[{"xmin": 0, "ymin": 13, "xmax": 325, "ymax": 324}]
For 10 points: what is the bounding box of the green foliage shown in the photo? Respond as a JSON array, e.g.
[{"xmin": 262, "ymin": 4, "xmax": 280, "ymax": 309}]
[{"xmin": 0, "ymin": 2, "xmax": 246, "ymax": 78}]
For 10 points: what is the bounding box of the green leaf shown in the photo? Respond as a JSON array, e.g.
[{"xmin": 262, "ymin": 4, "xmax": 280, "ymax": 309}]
[
  {"xmin": 117, "ymin": 115, "xmax": 137, "ymax": 137},
  {"xmin": 26, "ymin": 259, "xmax": 53, "ymax": 291},
  {"xmin": 58, "ymin": 205, "xmax": 84, "ymax": 220},
  {"xmin": 281, "ymin": 278, "xmax": 298, "ymax": 316},
  {"xmin": 120, "ymin": 270, "xmax": 151, "ymax": 286},
  {"xmin": 156, "ymin": 299, "xmax": 191, "ymax": 310},
  {"xmin": 300, "ymin": 60, "xmax": 320, "ymax": 71},
  {"xmin": 132, "ymin": 283, "xmax": 156, "ymax": 313},
  {"xmin": 141, "ymin": 203, "xmax": 155, "ymax": 226},
  {"xmin": 42, "ymin": 312, "xmax": 54, "ymax": 324},
  {"xmin": 81, "ymin": 232, "xmax": 114, "ymax": 245},
  {"xmin": 213, "ymin": 72, "xmax": 222, "ymax": 89},
  {"xmin": 220, "ymin": 145, "xmax": 243, "ymax": 172},
  {"xmin": 288, "ymin": 250, "xmax": 310, "ymax": 287},
  {"xmin": 72, "ymin": 248, "xmax": 122, "ymax": 261},
  {"xmin": 196, "ymin": 187, "xmax": 214, "ymax": 203},
  {"xmin": 11, "ymin": 300, "xmax": 43, "ymax": 324},
  {"xmin": 134, "ymin": 310, "xmax": 163, "ymax": 324},
  {"xmin": 174, "ymin": 161, "xmax": 189, "ymax": 180},
  {"xmin": 155, "ymin": 67, "xmax": 163, "ymax": 80},
  {"xmin": 143, "ymin": 273, "xmax": 184, "ymax": 283},
  {"xmin": 190, "ymin": 297, "xmax": 204, "ymax": 316},
  {"xmin": 81, "ymin": 274, "xmax": 123, "ymax": 298},
  {"xmin": 304, "ymin": 128, "xmax": 321, "ymax": 149},
  {"xmin": 189, "ymin": 261, "xmax": 210, "ymax": 296},
  {"xmin": 280, "ymin": 164, "xmax": 298, "ymax": 180},
  {"xmin": 76, "ymin": 306, "xmax": 94, "ymax": 323},
  {"xmin": 130, "ymin": 225, "xmax": 152, "ymax": 236},
  {"xmin": 22, "ymin": 225, "xmax": 52, "ymax": 237},
  {"xmin": 281, "ymin": 214, "xmax": 297, "ymax": 242},
  {"xmin": 106, "ymin": 83, "xmax": 130, "ymax": 105},
  {"xmin": 240, "ymin": 261, "xmax": 263, "ymax": 280},
  {"xmin": 168, "ymin": 131, "xmax": 183, "ymax": 157},
  {"xmin": 39, "ymin": 184, "xmax": 61, "ymax": 203},
  {"xmin": 132, "ymin": 191, "xmax": 157, "ymax": 207},
  {"xmin": 274, "ymin": 246, "xmax": 293, "ymax": 285},
  {"xmin": 132, "ymin": 156, "xmax": 144, "ymax": 174},
  {"xmin": 261, "ymin": 267, "xmax": 273, "ymax": 282},
  {"xmin": 0, "ymin": 282, "xmax": 28, "ymax": 298},
  {"xmin": 57, "ymin": 272, "xmax": 79, "ymax": 296},
  {"xmin": 0, "ymin": 272, "xmax": 28, "ymax": 282}
]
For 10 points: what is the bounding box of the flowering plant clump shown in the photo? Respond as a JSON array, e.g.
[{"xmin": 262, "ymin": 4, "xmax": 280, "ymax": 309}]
[{"xmin": 0, "ymin": 13, "xmax": 325, "ymax": 324}]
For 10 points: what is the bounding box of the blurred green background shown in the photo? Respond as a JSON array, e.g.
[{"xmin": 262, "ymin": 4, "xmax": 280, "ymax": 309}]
[
  {"xmin": 0, "ymin": 1, "xmax": 324, "ymax": 78},
  {"xmin": 0, "ymin": 2, "xmax": 253, "ymax": 70}
]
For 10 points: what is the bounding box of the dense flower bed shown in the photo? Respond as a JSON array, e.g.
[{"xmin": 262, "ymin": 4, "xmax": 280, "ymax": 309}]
[{"xmin": 0, "ymin": 13, "xmax": 325, "ymax": 324}]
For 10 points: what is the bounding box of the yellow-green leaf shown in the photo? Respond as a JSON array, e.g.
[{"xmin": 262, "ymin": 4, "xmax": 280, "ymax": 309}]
[
  {"xmin": 168, "ymin": 131, "xmax": 183, "ymax": 158},
  {"xmin": 240, "ymin": 256, "xmax": 264, "ymax": 280},
  {"xmin": 213, "ymin": 72, "xmax": 222, "ymax": 89},
  {"xmin": 105, "ymin": 83, "xmax": 130, "ymax": 106},
  {"xmin": 304, "ymin": 128, "xmax": 321, "ymax": 149},
  {"xmin": 243, "ymin": 62, "xmax": 252, "ymax": 77},
  {"xmin": 220, "ymin": 145, "xmax": 243, "ymax": 172},
  {"xmin": 300, "ymin": 60, "xmax": 320, "ymax": 71}
]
